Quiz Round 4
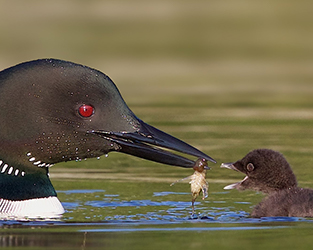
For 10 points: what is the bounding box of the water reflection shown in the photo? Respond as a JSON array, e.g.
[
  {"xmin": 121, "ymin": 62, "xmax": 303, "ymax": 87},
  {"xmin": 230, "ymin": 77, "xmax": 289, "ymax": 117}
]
[
  {"xmin": 0, "ymin": 188, "xmax": 312, "ymax": 248},
  {"xmin": 0, "ymin": 231, "xmax": 88, "ymax": 248},
  {"xmin": 0, "ymin": 220, "xmax": 301, "ymax": 248}
]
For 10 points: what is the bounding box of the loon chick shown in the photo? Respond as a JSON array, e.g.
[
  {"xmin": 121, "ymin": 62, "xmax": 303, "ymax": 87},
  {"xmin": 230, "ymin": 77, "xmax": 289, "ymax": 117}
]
[
  {"xmin": 221, "ymin": 149, "xmax": 313, "ymax": 217},
  {"xmin": 0, "ymin": 59, "xmax": 215, "ymax": 219}
]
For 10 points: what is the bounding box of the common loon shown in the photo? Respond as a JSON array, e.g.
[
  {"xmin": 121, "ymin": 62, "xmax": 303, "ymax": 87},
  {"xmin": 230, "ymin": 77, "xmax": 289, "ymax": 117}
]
[
  {"xmin": 0, "ymin": 59, "xmax": 215, "ymax": 219},
  {"xmin": 221, "ymin": 149, "xmax": 313, "ymax": 217}
]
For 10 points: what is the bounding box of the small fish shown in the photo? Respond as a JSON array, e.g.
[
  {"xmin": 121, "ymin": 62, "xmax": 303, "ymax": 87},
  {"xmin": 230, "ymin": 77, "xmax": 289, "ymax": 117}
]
[{"xmin": 171, "ymin": 158, "xmax": 209, "ymax": 213}]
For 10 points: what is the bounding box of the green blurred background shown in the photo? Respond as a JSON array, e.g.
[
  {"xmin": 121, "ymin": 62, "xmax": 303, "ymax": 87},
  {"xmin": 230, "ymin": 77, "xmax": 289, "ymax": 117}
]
[{"xmin": 1, "ymin": 0, "xmax": 313, "ymax": 186}]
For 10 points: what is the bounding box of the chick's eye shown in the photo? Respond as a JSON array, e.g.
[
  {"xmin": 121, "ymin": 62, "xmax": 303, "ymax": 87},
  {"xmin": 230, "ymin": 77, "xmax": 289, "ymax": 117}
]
[
  {"xmin": 78, "ymin": 104, "xmax": 94, "ymax": 117},
  {"xmin": 247, "ymin": 163, "xmax": 254, "ymax": 172}
]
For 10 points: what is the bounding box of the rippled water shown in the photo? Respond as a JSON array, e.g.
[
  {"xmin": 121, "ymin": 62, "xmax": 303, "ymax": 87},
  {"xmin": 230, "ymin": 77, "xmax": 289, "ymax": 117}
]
[
  {"xmin": 1, "ymin": 178, "xmax": 312, "ymax": 250},
  {"xmin": 57, "ymin": 188, "xmax": 309, "ymax": 223},
  {"xmin": 60, "ymin": 189, "xmax": 249, "ymax": 222}
]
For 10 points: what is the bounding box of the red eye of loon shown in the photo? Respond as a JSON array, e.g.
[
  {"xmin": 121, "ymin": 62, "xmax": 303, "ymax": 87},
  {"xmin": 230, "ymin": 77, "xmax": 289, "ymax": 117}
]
[{"xmin": 78, "ymin": 104, "xmax": 94, "ymax": 117}]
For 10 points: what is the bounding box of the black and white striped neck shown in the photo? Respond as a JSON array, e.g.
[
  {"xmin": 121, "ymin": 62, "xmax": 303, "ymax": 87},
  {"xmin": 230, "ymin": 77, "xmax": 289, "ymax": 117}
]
[{"xmin": 0, "ymin": 157, "xmax": 64, "ymax": 219}]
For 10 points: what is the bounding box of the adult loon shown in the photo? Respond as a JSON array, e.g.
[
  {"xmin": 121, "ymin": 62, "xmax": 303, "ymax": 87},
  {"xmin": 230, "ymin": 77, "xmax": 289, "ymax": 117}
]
[
  {"xmin": 221, "ymin": 149, "xmax": 313, "ymax": 217},
  {"xmin": 0, "ymin": 59, "xmax": 215, "ymax": 219}
]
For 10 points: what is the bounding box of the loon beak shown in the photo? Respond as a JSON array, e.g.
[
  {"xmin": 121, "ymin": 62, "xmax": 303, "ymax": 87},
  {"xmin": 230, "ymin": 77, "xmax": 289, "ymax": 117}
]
[{"xmin": 91, "ymin": 119, "xmax": 216, "ymax": 168}]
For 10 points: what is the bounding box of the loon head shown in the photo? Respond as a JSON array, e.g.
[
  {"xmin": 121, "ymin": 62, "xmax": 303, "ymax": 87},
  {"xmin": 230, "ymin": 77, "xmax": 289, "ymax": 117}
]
[
  {"xmin": 0, "ymin": 59, "xmax": 215, "ymax": 219},
  {"xmin": 221, "ymin": 149, "xmax": 297, "ymax": 194}
]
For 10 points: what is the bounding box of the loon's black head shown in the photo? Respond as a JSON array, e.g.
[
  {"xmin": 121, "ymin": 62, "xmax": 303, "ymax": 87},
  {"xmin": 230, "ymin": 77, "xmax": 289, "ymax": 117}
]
[
  {"xmin": 221, "ymin": 149, "xmax": 297, "ymax": 194},
  {"xmin": 0, "ymin": 59, "xmax": 215, "ymax": 219}
]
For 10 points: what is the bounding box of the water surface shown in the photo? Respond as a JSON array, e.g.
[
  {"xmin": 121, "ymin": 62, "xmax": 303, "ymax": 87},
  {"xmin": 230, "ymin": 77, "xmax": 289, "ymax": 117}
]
[{"xmin": 1, "ymin": 172, "xmax": 313, "ymax": 250}]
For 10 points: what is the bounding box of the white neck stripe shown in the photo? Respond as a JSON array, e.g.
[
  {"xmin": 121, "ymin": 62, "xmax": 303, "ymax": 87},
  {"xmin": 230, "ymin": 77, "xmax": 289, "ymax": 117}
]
[
  {"xmin": 0, "ymin": 160, "xmax": 26, "ymax": 177},
  {"xmin": 26, "ymin": 152, "xmax": 54, "ymax": 168}
]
